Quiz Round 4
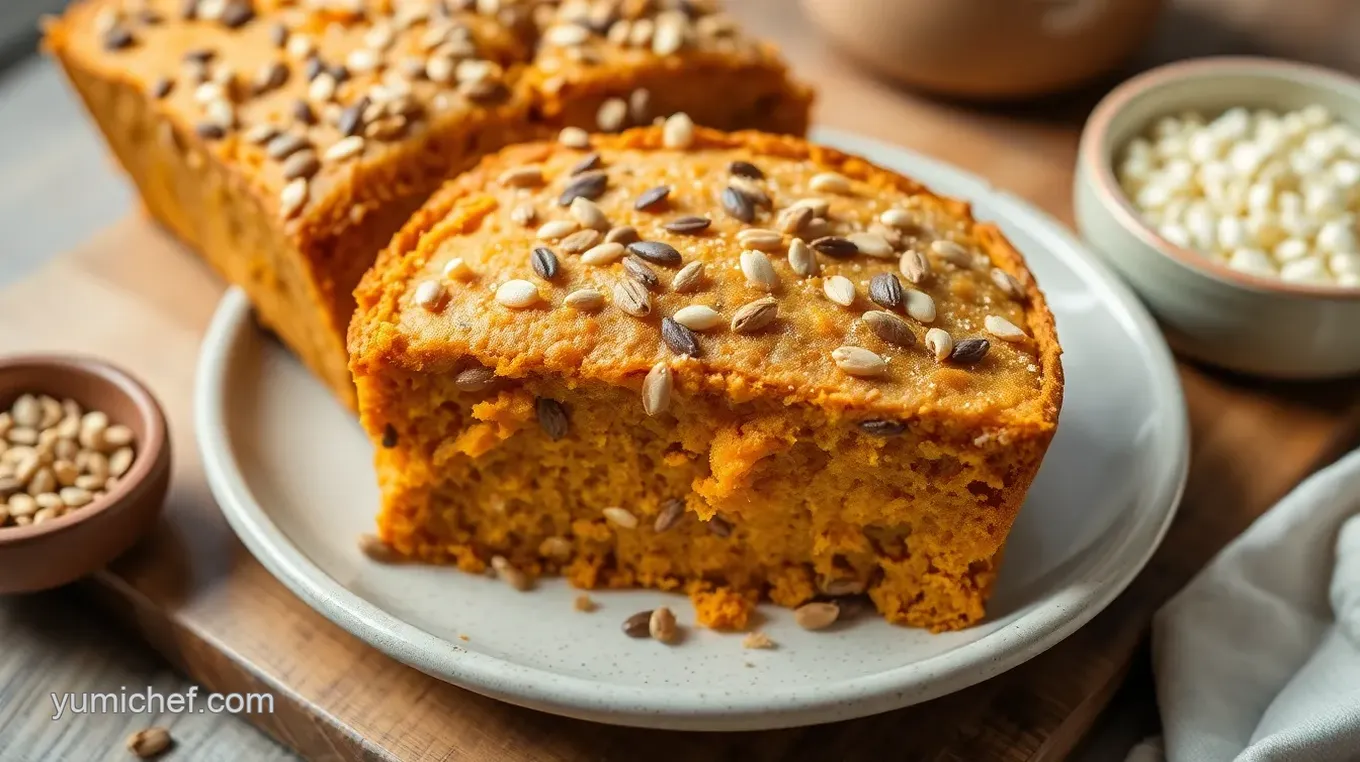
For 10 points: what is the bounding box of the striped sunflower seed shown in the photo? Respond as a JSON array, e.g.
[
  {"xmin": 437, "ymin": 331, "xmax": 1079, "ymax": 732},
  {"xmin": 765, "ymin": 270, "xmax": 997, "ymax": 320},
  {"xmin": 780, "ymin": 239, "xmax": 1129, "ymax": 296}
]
[
  {"xmin": 581, "ymin": 242, "xmax": 626, "ymax": 265},
  {"xmin": 622, "ymin": 610, "xmax": 653, "ymax": 637},
  {"xmin": 729, "ymin": 160, "xmax": 764, "ymax": 179},
  {"xmin": 455, "ymin": 367, "xmax": 497, "ymax": 391},
  {"xmin": 569, "ymin": 197, "xmax": 610, "ymax": 231},
  {"xmin": 653, "ymin": 498, "xmax": 685, "ymax": 533},
  {"xmin": 721, "ymin": 186, "xmax": 755, "ymax": 223},
  {"xmin": 627, "ymin": 241, "xmax": 682, "ymax": 266},
  {"xmin": 664, "ymin": 216, "xmax": 711, "ymax": 234},
  {"xmin": 531, "ymin": 247, "xmax": 559, "ymax": 280},
  {"xmin": 535, "ymin": 398, "xmax": 569, "ymax": 440},
  {"xmin": 642, "ymin": 361, "xmax": 672, "ymax": 416},
  {"xmin": 661, "ymin": 317, "xmax": 701, "ymax": 356},
  {"xmin": 624, "ymin": 256, "xmax": 660, "ymax": 289},
  {"xmin": 729, "ymin": 176, "xmax": 771, "ymax": 208},
  {"xmin": 672, "ymin": 305, "xmax": 722, "ymax": 331},
  {"xmin": 823, "ymin": 275, "xmax": 856, "ymax": 307},
  {"xmin": 811, "ymin": 236, "xmax": 857, "ymax": 258},
  {"xmin": 862, "ymin": 311, "xmax": 915, "ymax": 347},
  {"xmin": 924, "ymin": 328, "xmax": 954, "ymax": 361},
  {"xmin": 671, "ymin": 261, "xmax": 704, "ymax": 293},
  {"xmin": 613, "ymin": 280, "xmax": 652, "ymax": 317},
  {"xmin": 564, "ymin": 288, "xmax": 605, "ymax": 311},
  {"xmin": 740, "ymin": 250, "xmax": 778, "ymax": 291},
  {"xmin": 634, "ymin": 185, "xmax": 670, "ymax": 211},
  {"xmin": 730, "ymin": 297, "xmax": 777, "ymax": 333},
  {"xmin": 899, "ymin": 249, "xmax": 930, "ymax": 284},
  {"xmin": 559, "ymin": 171, "xmax": 607, "ymax": 206},
  {"xmin": 904, "ymin": 289, "xmax": 936, "ymax": 323},
  {"xmin": 603, "ymin": 506, "xmax": 638, "ymax": 528},
  {"xmin": 776, "ymin": 204, "xmax": 813, "ymax": 235},
  {"xmin": 559, "ymin": 229, "xmax": 602, "ymax": 254},
  {"xmin": 985, "ymin": 315, "xmax": 1028, "ymax": 341},
  {"xmin": 868, "ymin": 273, "xmax": 904, "ymax": 310},
  {"xmin": 787, "ymin": 238, "xmax": 817, "ymax": 277},
  {"xmin": 495, "ymin": 279, "xmax": 540, "ymax": 308},
  {"xmin": 831, "ymin": 346, "xmax": 888, "ymax": 377},
  {"xmin": 951, "ymin": 338, "xmax": 991, "ymax": 364}
]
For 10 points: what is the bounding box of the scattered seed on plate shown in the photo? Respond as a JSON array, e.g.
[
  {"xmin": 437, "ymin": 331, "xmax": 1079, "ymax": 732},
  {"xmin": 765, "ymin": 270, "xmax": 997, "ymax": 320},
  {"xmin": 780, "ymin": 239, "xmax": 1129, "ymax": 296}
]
[
  {"xmin": 661, "ymin": 317, "xmax": 701, "ymax": 356},
  {"xmin": 794, "ymin": 601, "xmax": 840, "ymax": 630},
  {"xmin": 634, "ymin": 185, "xmax": 671, "ymax": 211},
  {"xmin": 530, "ymin": 247, "xmax": 559, "ymax": 280},
  {"xmin": 564, "ymin": 288, "xmax": 605, "ymax": 311},
  {"xmin": 672, "ymin": 305, "xmax": 722, "ymax": 331},
  {"xmin": 950, "ymin": 338, "xmax": 990, "ymax": 364},
  {"xmin": 904, "ymin": 289, "xmax": 936, "ymax": 323},
  {"xmin": 622, "ymin": 610, "xmax": 653, "ymax": 637},
  {"xmin": 823, "ymin": 275, "xmax": 856, "ymax": 306},
  {"xmin": 649, "ymin": 606, "xmax": 678, "ymax": 643},
  {"xmin": 862, "ymin": 310, "xmax": 915, "ymax": 347},
  {"xmin": 662, "ymin": 112, "xmax": 694, "ymax": 149},
  {"xmin": 868, "ymin": 273, "xmax": 903, "ymax": 310},
  {"xmin": 925, "ymin": 328, "xmax": 954, "ymax": 361},
  {"xmin": 642, "ymin": 361, "xmax": 672, "ymax": 416},
  {"xmin": 742, "ymin": 632, "xmax": 775, "ymax": 649},
  {"xmin": 490, "ymin": 555, "xmax": 531, "ymax": 591},
  {"xmin": 832, "ymin": 346, "xmax": 888, "ymax": 377},
  {"xmin": 573, "ymin": 595, "xmax": 598, "ymax": 612},
  {"xmin": 535, "ymin": 397, "xmax": 569, "ymax": 440},
  {"xmin": 985, "ymin": 315, "xmax": 1028, "ymax": 341},
  {"xmin": 730, "ymin": 297, "xmax": 778, "ymax": 333},
  {"xmin": 664, "ymin": 215, "xmax": 710, "ymax": 234},
  {"xmin": 495, "ymin": 279, "xmax": 540, "ymax": 308},
  {"xmin": 653, "ymin": 498, "xmax": 685, "ymax": 533},
  {"xmin": 581, "ymin": 241, "xmax": 626, "ymax": 265}
]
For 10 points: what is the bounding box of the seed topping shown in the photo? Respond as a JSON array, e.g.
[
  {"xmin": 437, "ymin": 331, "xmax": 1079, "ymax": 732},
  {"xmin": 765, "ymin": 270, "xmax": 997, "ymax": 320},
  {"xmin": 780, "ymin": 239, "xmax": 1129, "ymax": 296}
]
[
  {"xmin": 868, "ymin": 273, "xmax": 904, "ymax": 310},
  {"xmin": 627, "ymin": 240, "xmax": 682, "ymax": 266},
  {"xmin": 925, "ymin": 328, "xmax": 955, "ymax": 361},
  {"xmin": 862, "ymin": 311, "xmax": 915, "ymax": 347},
  {"xmin": 664, "ymin": 216, "xmax": 711, "ymax": 234},
  {"xmin": 661, "ymin": 317, "xmax": 701, "ymax": 356},
  {"xmin": 671, "ymin": 261, "xmax": 705, "ymax": 293},
  {"xmin": 581, "ymin": 241, "xmax": 626, "ymax": 265},
  {"xmin": 859, "ymin": 420, "xmax": 906, "ymax": 437},
  {"xmin": 730, "ymin": 297, "xmax": 777, "ymax": 333},
  {"xmin": 530, "ymin": 247, "xmax": 559, "ymax": 280},
  {"xmin": 564, "ymin": 288, "xmax": 605, "ymax": 311},
  {"xmin": 985, "ymin": 315, "xmax": 1028, "ymax": 341},
  {"xmin": 634, "ymin": 185, "xmax": 671, "ymax": 211},
  {"xmin": 613, "ymin": 279, "xmax": 652, "ymax": 317},
  {"xmin": 654, "ymin": 498, "xmax": 685, "ymax": 533},
  {"xmin": 811, "ymin": 236, "xmax": 857, "ymax": 258},
  {"xmin": 455, "ymin": 367, "xmax": 497, "ymax": 392},
  {"xmin": 823, "ymin": 275, "xmax": 856, "ymax": 307},
  {"xmin": 832, "ymin": 346, "xmax": 888, "ymax": 377},
  {"xmin": 642, "ymin": 361, "xmax": 672, "ymax": 416},
  {"xmin": 624, "ymin": 256, "xmax": 660, "ymax": 289},
  {"xmin": 950, "ymin": 338, "xmax": 991, "ymax": 364},
  {"xmin": 535, "ymin": 398, "xmax": 569, "ymax": 440},
  {"xmin": 672, "ymin": 305, "xmax": 722, "ymax": 331},
  {"xmin": 740, "ymin": 250, "xmax": 778, "ymax": 291},
  {"xmin": 559, "ymin": 170, "xmax": 607, "ymax": 206},
  {"xmin": 495, "ymin": 279, "xmax": 540, "ymax": 308},
  {"xmin": 662, "ymin": 112, "xmax": 695, "ymax": 149},
  {"xmin": 721, "ymin": 186, "xmax": 756, "ymax": 223},
  {"xmin": 729, "ymin": 160, "xmax": 764, "ymax": 179}
]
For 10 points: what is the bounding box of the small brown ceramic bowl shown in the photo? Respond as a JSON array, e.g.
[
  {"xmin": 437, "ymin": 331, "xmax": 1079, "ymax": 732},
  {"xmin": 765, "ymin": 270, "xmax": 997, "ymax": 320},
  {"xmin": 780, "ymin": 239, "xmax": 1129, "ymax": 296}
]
[{"xmin": 0, "ymin": 355, "xmax": 170, "ymax": 593}]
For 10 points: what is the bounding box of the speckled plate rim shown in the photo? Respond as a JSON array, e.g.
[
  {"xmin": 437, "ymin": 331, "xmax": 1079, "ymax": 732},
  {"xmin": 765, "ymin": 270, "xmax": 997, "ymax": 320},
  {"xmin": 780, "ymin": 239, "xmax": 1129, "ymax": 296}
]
[{"xmin": 196, "ymin": 128, "xmax": 1189, "ymax": 731}]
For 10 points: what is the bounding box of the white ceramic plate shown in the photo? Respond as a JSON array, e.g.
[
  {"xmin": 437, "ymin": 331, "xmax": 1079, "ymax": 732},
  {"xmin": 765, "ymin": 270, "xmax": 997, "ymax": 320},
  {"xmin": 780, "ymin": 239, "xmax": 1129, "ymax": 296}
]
[{"xmin": 196, "ymin": 129, "xmax": 1189, "ymax": 731}]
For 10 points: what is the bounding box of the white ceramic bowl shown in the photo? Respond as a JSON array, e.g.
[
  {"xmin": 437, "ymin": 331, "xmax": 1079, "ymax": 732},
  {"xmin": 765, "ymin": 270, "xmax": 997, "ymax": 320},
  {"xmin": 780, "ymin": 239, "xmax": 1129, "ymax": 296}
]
[{"xmin": 1075, "ymin": 57, "xmax": 1360, "ymax": 379}]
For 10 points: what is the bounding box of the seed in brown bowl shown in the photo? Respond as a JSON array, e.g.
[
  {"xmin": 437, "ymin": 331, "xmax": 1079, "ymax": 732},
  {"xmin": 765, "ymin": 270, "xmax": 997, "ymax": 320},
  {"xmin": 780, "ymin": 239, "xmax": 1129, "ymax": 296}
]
[{"xmin": 0, "ymin": 394, "xmax": 137, "ymax": 528}]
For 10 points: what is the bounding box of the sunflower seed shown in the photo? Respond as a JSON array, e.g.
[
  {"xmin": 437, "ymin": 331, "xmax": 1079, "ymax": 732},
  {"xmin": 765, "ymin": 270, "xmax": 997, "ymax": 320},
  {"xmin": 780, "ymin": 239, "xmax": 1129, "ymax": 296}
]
[
  {"xmin": 730, "ymin": 297, "xmax": 777, "ymax": 333},
  {"xmin": 985, "ymin": 315, "xmax": 1028, "ymax": 341},
  {"xmin": 59, "ymin": 487, "xmax": 92, "ymax": 508},
  {"xmin": 740, "ymin": 250, "xmax": 778, "ymax": 291},
  {"xmin": 559, "ymin": 229, "xmax": 602, "ymax": 254},
  {"xmin": 721, "ymin": 186, "xmax": 755, "ymax": 223},
  {"xmin": 628, "ymin": 241, "xmax": 682, "ymax": 266},
  {"xmin": 931, "ymin": 240, "xmax": 973, "ymax": 267},
  {"xmin": 252, "ymin": 61, "xmax": 288, "ymax": 94},
  {"xmin": 243, "ymin": 123, "xmax": 278, "ymax": 145},
  {"xmin": 569, "ymin": 196, "xmax": 610, "ymax": 231},
  {"xmin": 862, "ymin": 311, "xmax": 915, "ymax": 347},
  {"xmin": 603, "ymin": 506, "xmax": 638, "ymax": 528},
  {"xmin": 221, "ymin": 0, "xmax": 253, "ymax": 28},
  {"xmin": 736, "ymin": 228, "xmax": 783, "ymax": 251},
  {"xmin": 642, "ymin": 361, "xmax": 672, "ymax": 416},
  {"xmin": 495, "ymin": 279, "xmax": 540, "ymax": 308},
  {"xmin": 455, "ymin": 367, "xmax": 497, "ymax": 391},
  {"xmin": 791, "ymin": 197, "xmax": 831, "ymax": 217},
  {"xmin": 849, "ymin": 232, "xmax": 894, "ymax": 259},
  {"xmin": 281, "ymin": 150, "xmax": 320, "ymax": 180},
  {"xmin": 832, "ymin": 346, "xmax": 887, "ymax": 377},
  {"xmin": 904, "ymin": 289, "xmax": 936, "ymax": 323},
  {"xmin": 413, "ymin": 280, "xmax": 446, "ymax": 310},
  {"xmin": 536, "ymin": 398, "xmax": 569, "ymax": 440},
  {"xmin": 811, "ymin": 236, "xmax": 857, "ymax": 258},
  {"xmin": 498, "ymin": 165, "xmax": 543, "ymax": 188},
  {"xmin": 661, "ymin": 317, "xmax": 701, "ymax": 356},
  {"xmin": 794, "ymin": 601, "xmax": 840, "ymax": 630},
  {"xmin": 325, "ymin": 135, "xmax": 365, "ymax": 162},
  {"xmin": 809, "ymin": 172, "xmax": 851, "ymax": 195},
  {"xmin": 634, "ymin": 185, "xmax": 670, "ymax": 211},
  {"xmin": 729, "ymin": 160, "xmax": 764, "ymax": 179},
  {"xmin": 596, "ymin": 98, "xmax": 628, "ymax": 131},
  {"xmin": 925, "ymin": 328, "xmax": 954, "ymax": 361},
  {"xmin": 823, "ymin": 275, "xmax": 855, "ymax": 306},
  {"xmin": 531, "ymin": 247, "xmax": 559, "ymax": 280},
  {"xmin": 613, "ymin": 280, "xmax": 652, "ymax": 317},
  {"xmin": 950, "ymin": 338, "xmax": 991, "ymax": 364},
  {"xmin": 125, "ymin": 727, "xmax": 173, "ymax": 758},
  {"xmin": 625, "ymin": 256, "xmax": 660, "ymax": 289},
  {"xmin": 489, "ymin": 555, "xmax": 531, "ymax": 591},
  {"xmin": 879, "ymin": 208, "xmax": 916, "ymax": 229},
  {"xmin": 559, "ymin": 171, "xmax": 607, "ymax": 206},
  {"xmin": 605, "ymin": 225, "xmax": 639, "ymax": 245},
  {"xmin": 654, "ymin": 498, "xmax": 685, "ymax": 533},
  {"xmin": 570, "ymin": 152, "xmax": 602, "ymax": 175},
  {"xmin": 672, "ymin": 305, "xmax": 722, "ymax": 331},
  {"xmin": 787, "ymin": 238, "xmax": 818, "ymax": 277},
  {"xmin": 671, "ymin": 261, "xmax": 705, "ymax": 293},
  {"xmin": 776, "ymin": 204, "xmax": 813, "ymax": 235},
  {"xmin": 660, "ymin": 218, "xmax": 708, "ymax": 238},
  {"xmin": 991, "ymin": 268, "xmax": 1025, "ymax": 300},
  {"xmin": 623, "ymin": 610, "xmax": 653, "ymax": 637},
  {"xmin": 899, "ymin": 250, "xmax": 930, "ymax": 284},
  {"xmin": 648, "ymin": 606, "xmax": 678, "ymax": 643},
  {"xmin": 662, "ymin": 112, "xmax": 695, "ymax": 149},
  {"xmin": 559, "ymin": 126, "xmax": 590, "ymax": 148},
  {"xmin": 860, "ymin": 420, "xmax": 906, "ymax": 437},
  {"xmin": 564, "ymin": 288, "xmax": 605, "ymax": 311},
  {"xmin": 266, "ymin": 132, "xmax": 309, "ymax": 160},
  {"xmin": 581, "ymin": 242, "xmax": 626, "ymax": 265},
  {"xmin": 868, "ymin": 273, "xmax": 903, "ymax": 310},
  {"xmin": 280, "ymin": 178, "xmax": 308, "ymax": 218}
]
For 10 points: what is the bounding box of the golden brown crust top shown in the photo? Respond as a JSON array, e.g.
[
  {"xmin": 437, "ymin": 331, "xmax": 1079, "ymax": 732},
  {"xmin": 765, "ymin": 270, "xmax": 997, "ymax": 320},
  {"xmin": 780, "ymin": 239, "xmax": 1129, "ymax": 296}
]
[
  {"xmin": 45, "ymin": 0, "xmax": 797, "ymax": 232},
  {"xmin": 351, "ymin": 127, "xmax": 1064, "ymax": 431}
]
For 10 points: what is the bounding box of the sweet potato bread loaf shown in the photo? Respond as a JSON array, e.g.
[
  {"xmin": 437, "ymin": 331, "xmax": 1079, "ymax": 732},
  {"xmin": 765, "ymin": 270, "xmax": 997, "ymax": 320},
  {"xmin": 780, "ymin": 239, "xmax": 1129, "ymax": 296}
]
[
  {"xmin": 45, "ymin": 0, "xmax": 811, "ymax": 408},
  {"xmin": 349, "ymin": 127, "xmax": 1063, "ymax": 632}
]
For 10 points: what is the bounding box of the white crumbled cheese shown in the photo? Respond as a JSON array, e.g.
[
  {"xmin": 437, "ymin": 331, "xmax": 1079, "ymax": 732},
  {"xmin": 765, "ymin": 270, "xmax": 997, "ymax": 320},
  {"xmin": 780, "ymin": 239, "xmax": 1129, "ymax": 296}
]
[{"xmin": 1117, "ymin": 106, "xmax": 1360, "ymax": 287}]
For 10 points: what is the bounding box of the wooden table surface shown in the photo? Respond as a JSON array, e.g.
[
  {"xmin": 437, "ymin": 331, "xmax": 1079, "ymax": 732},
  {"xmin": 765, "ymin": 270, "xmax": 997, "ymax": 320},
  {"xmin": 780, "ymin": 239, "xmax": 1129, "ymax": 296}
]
[{"xmin": 2, "ymin": 1, "xmax": 1360, "ymax": 760}]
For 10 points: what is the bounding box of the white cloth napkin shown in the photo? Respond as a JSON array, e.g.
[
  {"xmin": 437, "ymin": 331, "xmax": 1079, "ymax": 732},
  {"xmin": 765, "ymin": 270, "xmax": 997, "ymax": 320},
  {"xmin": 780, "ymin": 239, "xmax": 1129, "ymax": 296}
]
[{"xmin": 1145, "ymin": 448, "xmax": 1360, "ymax": 762}]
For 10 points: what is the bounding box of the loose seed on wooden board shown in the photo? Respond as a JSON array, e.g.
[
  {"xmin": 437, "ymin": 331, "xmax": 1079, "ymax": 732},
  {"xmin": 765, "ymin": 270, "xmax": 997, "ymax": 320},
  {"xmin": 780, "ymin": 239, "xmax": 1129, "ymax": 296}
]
[
  {"xmin": 671, "ymin": 261, "xmax": 705, "ymax": 293},
  {"xmin": 832, "ymin": 346, "xmax": 888, "ymax": 377},
  {"xmin": 925, "ymin": 328, "xmax": 955, "ymax": 361},
  {"xmin": 535, "ymin": 398, "xmax": 569, "ymax": 440},
  {"xmin": 794, "ymin": 601, "xmax": 840, "ymax": 630},
  {"xmin": 642, "ymin": 362, "xmax": 672, "ymax": 416},
  {"xmin": 950, "ymin": 338, "xmax": 991, "ymax": 364},
  {"xmin": 653, "ymin": 498, "xmax": 685, "ymax": 533},
  {"xmin": 649, "ymin": 606, "xmax": 678, "ymax": 643},
  {"xmin": 823, "ymin": 275, "xmax": 856, "ymax": 307},
  {"xmin": 862, "ymin": 311, "xmax": 915, "ymax": 347},
  {"xmin": 622, "ymin": 610, "xmax": 653, "ymax": 637},
  {"xmin": 661, "ymin": 317, "xmax": 701, "ymax": 356},
  {"xmin": 730, "ymin": 297, "xmax": 777, "ymax": 333}
]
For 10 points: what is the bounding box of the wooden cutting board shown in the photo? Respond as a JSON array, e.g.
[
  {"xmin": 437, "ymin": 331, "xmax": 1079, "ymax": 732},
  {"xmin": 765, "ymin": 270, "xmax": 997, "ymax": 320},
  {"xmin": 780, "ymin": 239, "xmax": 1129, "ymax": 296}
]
[{"xmin": 7, "ymin": 1, "xmax": 1360, "ymax": 760}]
